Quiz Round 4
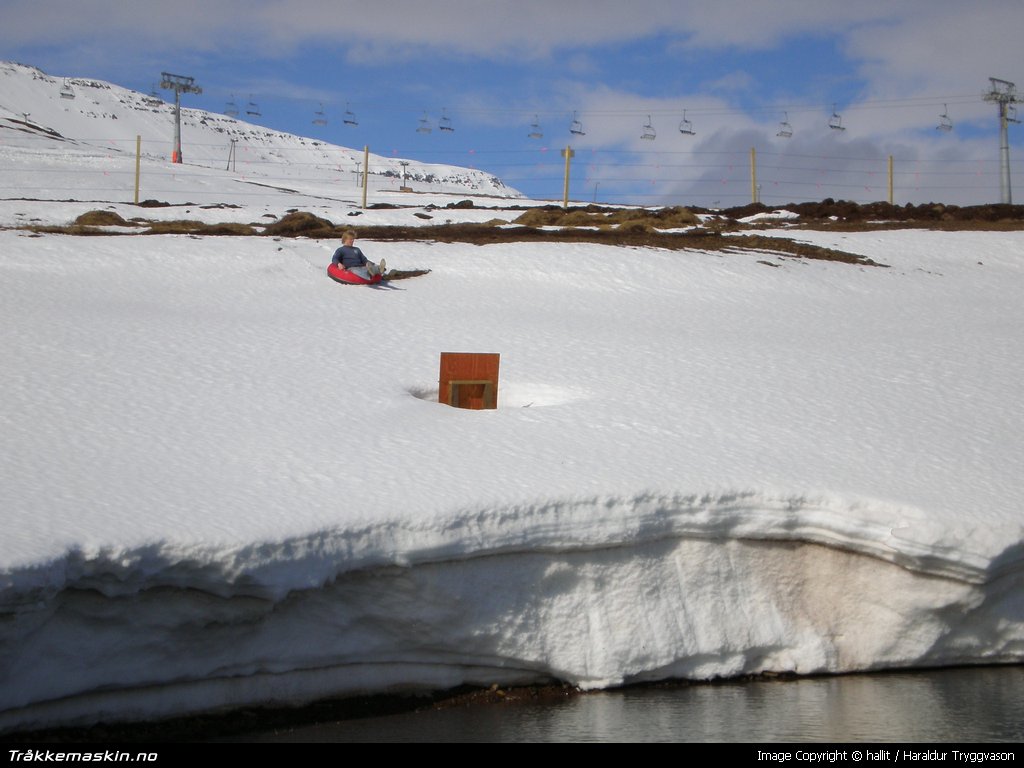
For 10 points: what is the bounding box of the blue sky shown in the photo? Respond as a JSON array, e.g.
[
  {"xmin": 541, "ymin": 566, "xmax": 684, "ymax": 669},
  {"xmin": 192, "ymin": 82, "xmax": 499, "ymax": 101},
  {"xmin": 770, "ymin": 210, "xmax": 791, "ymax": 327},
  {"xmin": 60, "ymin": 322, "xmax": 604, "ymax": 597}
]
[{"xmin": 3, "ymin": 0, "xmax": 1022, "ymax": 205}]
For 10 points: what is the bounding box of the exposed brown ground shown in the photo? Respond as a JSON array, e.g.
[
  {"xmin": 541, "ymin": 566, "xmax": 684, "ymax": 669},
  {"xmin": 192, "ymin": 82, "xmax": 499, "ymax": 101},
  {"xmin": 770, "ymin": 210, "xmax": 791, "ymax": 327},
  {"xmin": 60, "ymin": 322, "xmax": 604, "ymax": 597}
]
[{"xmin": 10, "ymin": 199, "xmax": 1022, "ymax": 272}]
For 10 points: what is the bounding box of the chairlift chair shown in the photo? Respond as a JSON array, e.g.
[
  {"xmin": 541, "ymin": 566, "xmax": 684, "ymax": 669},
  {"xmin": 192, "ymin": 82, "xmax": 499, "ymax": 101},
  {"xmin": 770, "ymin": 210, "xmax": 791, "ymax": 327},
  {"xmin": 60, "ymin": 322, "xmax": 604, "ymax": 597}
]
[
  {"xmin": 828, "ymin": 104, "xmax": 845, "ymax": 131},
  {"xmin": 528, "ymin": 114, "xmax": 543, "ymax": 139},
  {"xmin": 417, "ymin": 111, "xmax": 432, "ymax": 134},
  {"xmin": 936, "ymin": 105, "xmax": 953, "ymax": 132},
  {"xmin": 678, "ymin": 110, "xmax": 695, "ymax": 135},
  {"xmin": 225, "ymin": 96, "xmax": 239, "ymax": 117},
  {"xmin": 60, "ymin": 79, "xmax": 75, "ymax": 100},
  {"xmin": 439, "ymin": 108, "xmax": 454, "ymax": 132},
  {"xmin": 641, "ymin": 115, "xmax": 656, "ymax": 140},
  {"xmin": 570, "ymin": 111, "xmax": 585, "ymax": 136},
  {"xmin": 777, "ymin": 112, "xmax": 793, "ymax": 138},
  {"xmin": 246, "ymin": 95, "xmax": 262, "ymax": 117},
  {"xmin": 1008, "ymin": 104, "xmax": 1021, "ymax": 124},
  {"xmin": 343, "ymin": 103, "xmax": 358, "ymax": 126},
  {"xmin": 313, "ymin": 103, "xmax": 328, "ymax": 126}
]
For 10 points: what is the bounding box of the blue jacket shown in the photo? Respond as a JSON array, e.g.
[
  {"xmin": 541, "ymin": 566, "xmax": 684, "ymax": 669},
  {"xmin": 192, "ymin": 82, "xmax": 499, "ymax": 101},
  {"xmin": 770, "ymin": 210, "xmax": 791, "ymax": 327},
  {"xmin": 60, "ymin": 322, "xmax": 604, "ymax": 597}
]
[{"xmin": 332, "ymin": 245, "xmax": 367, "ymax": 269}]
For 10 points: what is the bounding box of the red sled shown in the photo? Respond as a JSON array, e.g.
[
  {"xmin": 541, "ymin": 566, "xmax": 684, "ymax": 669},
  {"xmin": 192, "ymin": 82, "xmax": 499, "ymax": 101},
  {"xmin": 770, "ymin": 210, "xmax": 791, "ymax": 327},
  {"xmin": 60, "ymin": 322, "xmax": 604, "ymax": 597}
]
[{"xmin": 327, "ymin": 263, "xmax": 383, "ymax": 285}]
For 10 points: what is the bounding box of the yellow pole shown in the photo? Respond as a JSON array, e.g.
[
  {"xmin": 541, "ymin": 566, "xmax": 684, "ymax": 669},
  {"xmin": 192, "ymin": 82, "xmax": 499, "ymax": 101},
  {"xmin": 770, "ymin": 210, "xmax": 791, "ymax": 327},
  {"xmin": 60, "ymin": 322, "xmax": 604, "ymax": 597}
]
[
  {"xmin": 888, "ymin": 155, "xmax": 894, "ymax": 205},
  {"xmin": 563, "ymin": 145, "xmax": 572, "ymax": 209},
  {"xmin": 361, "ymin": 145, "xmax": 369, "ymax": 209},
  {"xmin": 750, "ymin": 147, "xmax": 757, "ymax": 204},
  {"xmin": 134, "ymin": 135, "xmax": 141, "ymax": 204}
]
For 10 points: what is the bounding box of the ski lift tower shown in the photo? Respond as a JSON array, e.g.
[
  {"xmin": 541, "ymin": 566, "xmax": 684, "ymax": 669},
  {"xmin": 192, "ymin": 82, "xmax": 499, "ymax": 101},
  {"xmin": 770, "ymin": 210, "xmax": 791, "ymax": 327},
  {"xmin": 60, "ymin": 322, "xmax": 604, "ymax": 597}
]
[
  {"xmin": 160, "ymin": 72, "xmax": 202, "ymax": 164},
  {"xmin": 984, "ymin": 77, "xmax": 1021, "ymax": 204}
]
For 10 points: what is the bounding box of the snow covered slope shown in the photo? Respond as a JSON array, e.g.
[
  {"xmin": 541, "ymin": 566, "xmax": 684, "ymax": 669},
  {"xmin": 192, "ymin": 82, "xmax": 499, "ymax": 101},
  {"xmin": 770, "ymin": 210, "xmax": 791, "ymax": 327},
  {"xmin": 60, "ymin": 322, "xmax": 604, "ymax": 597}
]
[
  {"xmin": 1, "ymin": 225, "xmax": 1022, "ymax": 733},
  {"xmin": 0, "ymin": 61, "xmax": 519, "ymax": 206}
]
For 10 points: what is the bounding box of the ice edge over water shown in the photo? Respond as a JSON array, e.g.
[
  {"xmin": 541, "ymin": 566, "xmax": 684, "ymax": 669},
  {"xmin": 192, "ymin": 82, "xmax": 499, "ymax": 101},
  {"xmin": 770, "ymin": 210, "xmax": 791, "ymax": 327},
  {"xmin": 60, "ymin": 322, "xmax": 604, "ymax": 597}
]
[
  {"xmin": 0, "ymin": 489, "xmax": 996, "ymax": 604},
  {"xmin": 1, "ymin": 488, "xmax": 1021, "ymax": 733}
]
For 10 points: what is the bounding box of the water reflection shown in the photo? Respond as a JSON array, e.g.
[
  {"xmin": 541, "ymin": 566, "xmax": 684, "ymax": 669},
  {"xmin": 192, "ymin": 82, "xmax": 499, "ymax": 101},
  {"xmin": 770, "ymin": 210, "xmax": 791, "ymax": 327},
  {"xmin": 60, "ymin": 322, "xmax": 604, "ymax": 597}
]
[{"xmin": 242, "ymin": 666, "xmax": 1024, "ymax": 742}]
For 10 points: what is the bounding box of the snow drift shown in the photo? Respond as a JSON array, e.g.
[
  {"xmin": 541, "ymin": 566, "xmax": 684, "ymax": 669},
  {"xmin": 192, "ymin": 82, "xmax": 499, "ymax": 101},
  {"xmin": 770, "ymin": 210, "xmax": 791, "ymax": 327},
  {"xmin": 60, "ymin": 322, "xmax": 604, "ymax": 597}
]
[{"xmin": 1, "ymin": 226, "xmax": 1022, "ymax": 733}]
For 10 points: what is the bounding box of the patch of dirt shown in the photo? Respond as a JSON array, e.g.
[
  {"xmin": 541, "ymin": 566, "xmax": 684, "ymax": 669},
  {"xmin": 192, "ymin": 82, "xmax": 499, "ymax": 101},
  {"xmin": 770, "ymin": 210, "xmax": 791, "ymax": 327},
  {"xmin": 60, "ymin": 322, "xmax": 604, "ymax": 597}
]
[
  {"xmin": 345, "ymin": 223, "xmax": 883, "ymax": 266},
  {"xmin": 385, "ymin": 268, "xmax": 432, "ymax": 281},
  {"xmin": 73, "ymin": 209, "xmax": 136, "ymax": 227},
  {"xmin": 191, "ymin": 222, "xmax": 257, "ymax": 236},
  {"xmin": 717, "ymin": 199, "xmax": 1024, "ymax": 230},
  {"xmin": 514, "ymin": 204, "xmax": 699, "ymax": 230},
  {"xmin": 10, "ymin": 200, "xmax": 1024, "ymax": 266},
  {"xmin": 142, "ymin": 220, "xmax": 256, "ymax": 236},
  {"xmin": 261, "ymin": 210, "xmax": 335, "ymax": 237}
]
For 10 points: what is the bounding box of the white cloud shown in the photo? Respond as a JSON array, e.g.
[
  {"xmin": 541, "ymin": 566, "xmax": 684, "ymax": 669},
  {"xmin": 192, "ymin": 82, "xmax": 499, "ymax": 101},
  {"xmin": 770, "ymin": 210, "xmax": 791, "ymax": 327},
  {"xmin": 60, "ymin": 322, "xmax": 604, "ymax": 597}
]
[
  {"xmin": 705, "ymin": 71, "xmax": 755, "ymax": 95},
  {"xmin": 7, "ymin": 1, "xmax": 1022, "ymax": 95},
  {"xmin": 0, "ymin": 0, "xmax": 252, "ymax": 51},
  {"xmin": 0, "ymin": 1, "xmax": 906, "ymax": 61},
  {"xmin": 844, "ymin": 3, "xmax": 1024, "ymax": 97}
]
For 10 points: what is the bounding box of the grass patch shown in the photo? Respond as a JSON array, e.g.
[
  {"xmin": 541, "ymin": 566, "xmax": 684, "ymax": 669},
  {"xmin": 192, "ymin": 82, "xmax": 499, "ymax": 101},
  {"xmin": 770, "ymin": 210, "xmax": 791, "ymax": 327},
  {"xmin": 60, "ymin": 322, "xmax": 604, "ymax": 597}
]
[
  {"xmin": 513, "ymin": 205, "xmax": 699, "ymax": 230},
  {"xmin": 74, "ymin": 210, "xmax": 138, "ymax": 227}
]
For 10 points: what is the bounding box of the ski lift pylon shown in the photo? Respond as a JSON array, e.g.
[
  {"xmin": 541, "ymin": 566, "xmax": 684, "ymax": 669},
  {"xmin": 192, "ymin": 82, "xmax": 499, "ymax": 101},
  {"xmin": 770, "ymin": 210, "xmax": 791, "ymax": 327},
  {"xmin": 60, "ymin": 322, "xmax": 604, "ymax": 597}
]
[
  {"xmin": 570, "ymin": 110, "xmax": 585, "ymax": 136},
  {"xmin": 439, "ymin": 108, "xmax": 454, "ymax": 132},
  {"xmin": 641, "ymin": 115, "xmax": 656, "ymax": 140},
  {"xmin": 828, "ymin": 103, "xmax": 845, "ymax": 131},
  {"xmin": 777, "ymin": 111, "xmax": 793, "ymax": 138},
  {"xmin": 678, "ymin": 110, "xmax": 695, "ymax": 135},
  {"xmin": 528, "ymin": 114, "xmax": 543, "ymax": 139}
]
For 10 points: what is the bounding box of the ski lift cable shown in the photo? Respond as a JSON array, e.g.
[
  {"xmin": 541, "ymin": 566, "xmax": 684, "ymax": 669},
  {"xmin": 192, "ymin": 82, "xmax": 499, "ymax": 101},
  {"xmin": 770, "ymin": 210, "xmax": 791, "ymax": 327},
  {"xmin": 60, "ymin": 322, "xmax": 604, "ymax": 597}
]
[
  {"xmin": 431, "ymin": 92, "xmax": 980, "ymax": 119},
  {"xmin": 148, "ymin": 80, "xmax": 984, "ymax": 126}
]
